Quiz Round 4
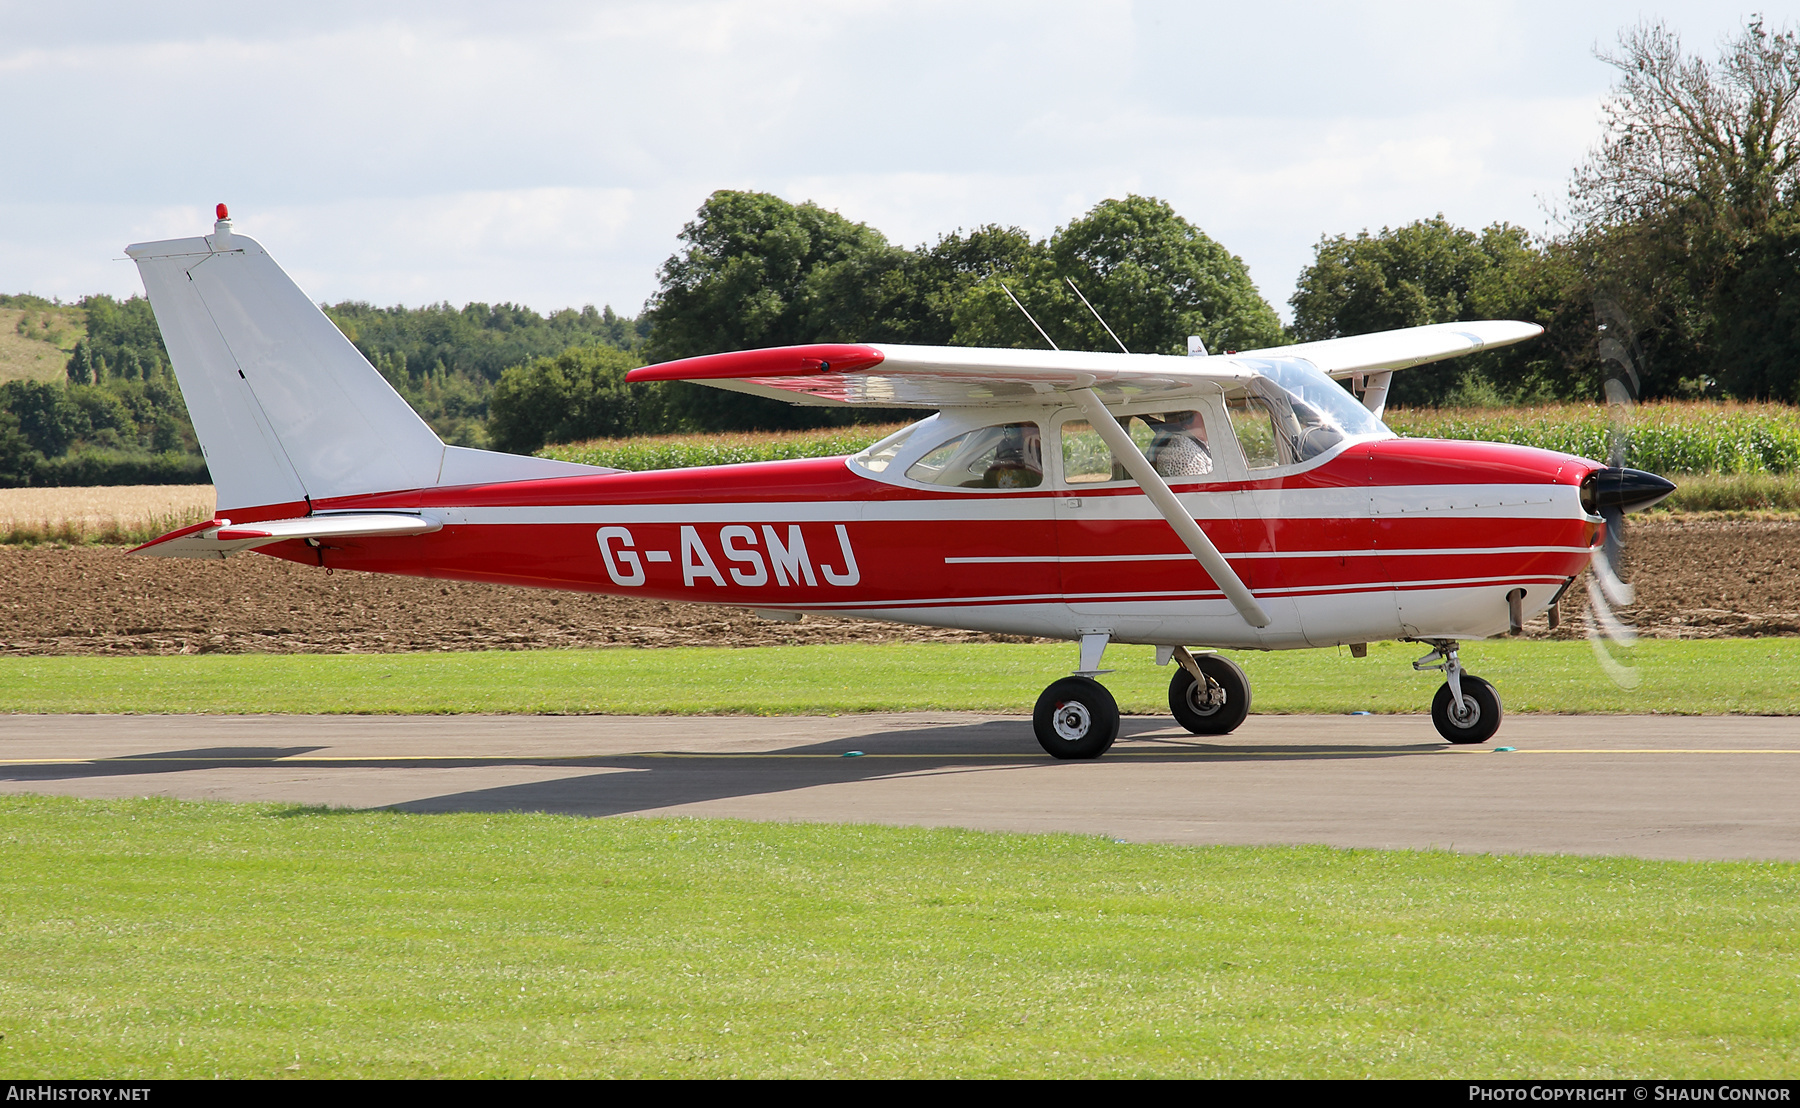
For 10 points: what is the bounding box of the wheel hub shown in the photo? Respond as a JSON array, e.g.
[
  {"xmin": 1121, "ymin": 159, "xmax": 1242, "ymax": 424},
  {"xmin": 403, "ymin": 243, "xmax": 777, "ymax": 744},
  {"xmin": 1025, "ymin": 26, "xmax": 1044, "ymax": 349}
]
[
  {"xmin": 1449, "ymin": 695, "xmax": 1481, "ymax": 728},
  {"xmin": 1186, "ymin": 676, "xmax": 1226, "ymax": 715},
  {"xmin": 1052, "ymin": 701, "xmax": 1092, "ymax": 741}
]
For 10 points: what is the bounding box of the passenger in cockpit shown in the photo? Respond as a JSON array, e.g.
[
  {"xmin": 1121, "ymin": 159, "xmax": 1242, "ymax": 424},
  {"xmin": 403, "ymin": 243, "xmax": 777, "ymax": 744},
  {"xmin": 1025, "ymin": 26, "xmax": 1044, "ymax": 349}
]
[{"xmin": 1146, "ymin": 410, "xmax": 1212, "ymax": 477}]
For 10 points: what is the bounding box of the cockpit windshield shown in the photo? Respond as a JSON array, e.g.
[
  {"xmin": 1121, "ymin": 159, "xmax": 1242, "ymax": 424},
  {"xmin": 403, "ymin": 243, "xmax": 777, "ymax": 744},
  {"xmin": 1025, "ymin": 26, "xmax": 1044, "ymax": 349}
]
[{"xmin": 1228, "ymin": 357, "xmax": 1388, "ymax": 464}]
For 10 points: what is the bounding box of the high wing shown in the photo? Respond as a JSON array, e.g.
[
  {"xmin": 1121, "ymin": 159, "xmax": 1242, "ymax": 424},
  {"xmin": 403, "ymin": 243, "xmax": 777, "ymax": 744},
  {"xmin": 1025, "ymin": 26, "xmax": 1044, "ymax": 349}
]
[
  {"xmin": 1237, "ymin": 320, "xmax": 1545, "ymax": 379},
  {"xmin": 625, "ymin": 321, "xmax": 1544, "ymax": 408}
]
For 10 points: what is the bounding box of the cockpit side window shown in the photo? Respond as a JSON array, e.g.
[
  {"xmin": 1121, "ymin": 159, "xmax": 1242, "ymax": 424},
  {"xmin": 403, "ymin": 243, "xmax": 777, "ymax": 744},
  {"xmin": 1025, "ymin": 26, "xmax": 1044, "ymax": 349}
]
[
  {"xmin": 904, "ymin": 422, "xmax": 1043, "ymax": 489},
  {"xmin": 1222, "ymin": 357, "xmax": 1383, "ymax": 469},
  {"xmin": 1226, "ymin": 397, "xmax": 1283, "ymax": 469},
  {"xmin": 1226, "ymin": 369, "xmax": 1362, "ymax": 468},
  {"xmin": 851, "ymin": 424, "xmax": 918, "ymax": 474}
]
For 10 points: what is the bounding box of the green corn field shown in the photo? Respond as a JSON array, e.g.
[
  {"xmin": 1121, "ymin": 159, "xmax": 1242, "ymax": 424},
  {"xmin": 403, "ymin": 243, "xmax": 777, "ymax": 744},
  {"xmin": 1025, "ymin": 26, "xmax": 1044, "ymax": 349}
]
[
  {"xmin": 1384, "ymin": 402, "xmax": 1800, "ymax": 475},
  {"xmin": 540, "ymin": 403, "xmax": 1800, "ymax": 479}
]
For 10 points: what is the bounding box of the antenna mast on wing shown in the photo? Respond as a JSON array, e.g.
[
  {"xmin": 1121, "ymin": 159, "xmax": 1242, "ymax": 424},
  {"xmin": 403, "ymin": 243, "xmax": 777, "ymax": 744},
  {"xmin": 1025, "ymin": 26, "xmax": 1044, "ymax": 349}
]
[
  {"xmin": 999, "ymin": 283, "xmax": 1060, "ymax": 351},
  {"xmin": 1065, "ymin": 277, "xmax": 1130, "ymax": 354}
]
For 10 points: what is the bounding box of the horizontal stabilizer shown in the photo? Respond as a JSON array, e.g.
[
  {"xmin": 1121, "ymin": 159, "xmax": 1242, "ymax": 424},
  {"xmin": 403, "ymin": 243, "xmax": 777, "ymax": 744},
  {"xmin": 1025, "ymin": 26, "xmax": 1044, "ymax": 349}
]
[{"xmin": 131, "ymin": 513, "xmax": 441, "ymax": 560}]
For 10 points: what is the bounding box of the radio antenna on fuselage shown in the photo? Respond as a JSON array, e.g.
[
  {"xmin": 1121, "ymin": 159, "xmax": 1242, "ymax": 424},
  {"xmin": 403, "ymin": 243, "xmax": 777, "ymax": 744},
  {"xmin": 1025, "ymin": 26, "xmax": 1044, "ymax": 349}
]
[
  {"xmin": 998, "ymin": 282, "xmax": 1060, "ymax": 351},
  {"xmin": 1065, "ymin": 277, "xmax": 1130, "ymax": 354}
]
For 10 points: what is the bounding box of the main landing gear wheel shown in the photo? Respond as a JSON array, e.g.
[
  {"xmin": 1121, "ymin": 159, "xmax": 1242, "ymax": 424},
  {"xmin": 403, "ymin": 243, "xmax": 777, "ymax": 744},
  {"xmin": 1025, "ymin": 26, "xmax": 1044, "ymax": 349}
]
[
  {"xmin": 1432, "ymin": 674, "xmax": 1502, "ymax": 744},
  {"xmin": 1033, "ymin": 676, "xmax": 1120, "ymax": 760},
  {"xmin": 1168, "ymin": 654, "xmax": 1251, "ymax": 735}
]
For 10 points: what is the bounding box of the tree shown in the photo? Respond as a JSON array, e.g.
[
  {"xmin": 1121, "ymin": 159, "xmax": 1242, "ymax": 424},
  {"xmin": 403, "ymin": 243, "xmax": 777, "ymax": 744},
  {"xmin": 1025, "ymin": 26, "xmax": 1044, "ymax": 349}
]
[
  {"xmin": 1709, "ymin": 208, "xmax": 1800, "ymax": 399},
  {"xmin": 72, "ymin": 295, "xmax": 167, "ymax": 383},
  {"xmin": 1572, "ymin": 19, "xmax": 1800, "ymax": 245},
  {"xmin": 0, "ymin": 380, "xmax": 83, "ymax": 457},
  {"xmin": 904, "ymin": 225, "xmax": 1046, "ymax": 345},
  {"xmin": 321, "ymin": 298, "xmax": 645, "ymax": 447},
  {"xmin": 1048, "ymin": 196, "xmax": 1285, "ymax": 356},
  {"xmin": 487, "ymin": 345, "xmax": 658, "ymax": 455},
  {"xmin": 1567, "ymin": 18, "xmax": 1800, "ymax": 398},
  {"xmin": 1290, "ymin": 216, "xmax": 1580, "ymax": 406},
  {"xmin": 947, "ymin": 197, "xmax": 1285, "ymax": 356},
  {"xmin": 643, "ymin": 191, "xmax": 918, "ymax": 429},
  {"xmin": 645, "ymin": 191, "xmax": 913, "ymax": 359},
  {"xmin": 0, "ymin": 410, "xmax": 41, "ymax": 487}
]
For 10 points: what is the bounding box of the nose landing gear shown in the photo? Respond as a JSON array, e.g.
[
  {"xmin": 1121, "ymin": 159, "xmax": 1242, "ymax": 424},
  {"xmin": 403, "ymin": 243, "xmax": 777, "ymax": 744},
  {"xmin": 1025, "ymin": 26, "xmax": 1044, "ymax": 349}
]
[{"xmin": 1414, "ymin": 641, "xmax": 1503, "ymax": 744}]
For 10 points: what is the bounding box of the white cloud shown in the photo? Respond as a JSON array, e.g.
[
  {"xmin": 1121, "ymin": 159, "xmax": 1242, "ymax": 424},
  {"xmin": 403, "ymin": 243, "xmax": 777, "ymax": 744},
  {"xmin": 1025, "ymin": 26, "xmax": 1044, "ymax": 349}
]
[{"xmin": 0, "ymin": 0, "xmax": 1773, "ymax": 321}]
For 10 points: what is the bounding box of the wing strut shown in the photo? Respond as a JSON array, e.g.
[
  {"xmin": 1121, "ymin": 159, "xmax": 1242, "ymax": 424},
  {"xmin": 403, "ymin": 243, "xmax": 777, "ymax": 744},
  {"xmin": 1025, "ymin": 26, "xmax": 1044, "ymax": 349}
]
[{"xmin": 1069, "ymin": 388, "xmax": 1271, "ymax": 629}]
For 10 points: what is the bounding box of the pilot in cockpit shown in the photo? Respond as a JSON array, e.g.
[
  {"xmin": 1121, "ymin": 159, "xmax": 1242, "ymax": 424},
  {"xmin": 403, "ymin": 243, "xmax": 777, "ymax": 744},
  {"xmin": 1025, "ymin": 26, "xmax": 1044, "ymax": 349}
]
[
  {"xmin": 983, "ymin": 422, "xmax": 1043, "ymax": 488},
  {"xmin": 1145, "ymin": 410, "xmax": 1212, "ymax": 477}
]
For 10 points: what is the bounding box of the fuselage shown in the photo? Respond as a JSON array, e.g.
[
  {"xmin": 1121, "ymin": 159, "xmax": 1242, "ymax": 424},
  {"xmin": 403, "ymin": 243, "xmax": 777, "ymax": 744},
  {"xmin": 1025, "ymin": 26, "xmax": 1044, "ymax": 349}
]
[{"xmin": 238, "ymin": 422, "xmax": 1604, "ymax": 652}]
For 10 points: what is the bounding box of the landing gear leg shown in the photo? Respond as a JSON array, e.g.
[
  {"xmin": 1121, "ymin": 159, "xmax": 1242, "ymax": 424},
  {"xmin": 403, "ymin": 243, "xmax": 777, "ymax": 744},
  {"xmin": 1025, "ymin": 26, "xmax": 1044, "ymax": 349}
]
[{"xmin": 1414, "ymin": 640, "xmax": 1502, "ymax": 744}]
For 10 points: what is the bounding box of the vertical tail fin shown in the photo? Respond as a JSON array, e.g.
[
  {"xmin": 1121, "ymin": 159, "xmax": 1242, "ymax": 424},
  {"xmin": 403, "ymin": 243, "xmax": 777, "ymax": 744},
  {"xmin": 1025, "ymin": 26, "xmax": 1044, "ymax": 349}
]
[
  {"xmin": 128, "ymin": 218, "xmax": 611, "ymax": 511},
  {"xmin": 127, "ymin": 223, "xmax": 447, "ymax": 511}
]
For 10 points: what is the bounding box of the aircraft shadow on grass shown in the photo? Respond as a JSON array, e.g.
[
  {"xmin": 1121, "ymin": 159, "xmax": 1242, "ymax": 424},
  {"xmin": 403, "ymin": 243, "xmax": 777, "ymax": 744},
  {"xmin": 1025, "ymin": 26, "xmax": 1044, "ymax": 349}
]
[{"xmin": 0, "ymin": 721, "xmax": 1444, "ymax": 818}]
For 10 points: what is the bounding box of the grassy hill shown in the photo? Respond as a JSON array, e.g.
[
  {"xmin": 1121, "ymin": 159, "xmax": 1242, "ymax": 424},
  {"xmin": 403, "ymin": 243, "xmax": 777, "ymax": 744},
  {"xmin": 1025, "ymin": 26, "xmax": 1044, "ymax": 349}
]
[{"xmin": 0, "ymin": 303, "xmax": 83, "ymax": 385}]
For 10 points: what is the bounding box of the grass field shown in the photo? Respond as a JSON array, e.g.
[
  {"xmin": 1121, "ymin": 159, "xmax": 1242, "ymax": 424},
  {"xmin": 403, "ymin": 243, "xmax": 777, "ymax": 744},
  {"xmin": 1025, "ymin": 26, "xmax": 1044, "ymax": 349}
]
[
  {"xmin": 1, "ymin": 795, "xmax": 1794, "ymax": 1078},
  {"xmin": 3, "ymin": 638, "xmax": 1797, "ymax": 716}
]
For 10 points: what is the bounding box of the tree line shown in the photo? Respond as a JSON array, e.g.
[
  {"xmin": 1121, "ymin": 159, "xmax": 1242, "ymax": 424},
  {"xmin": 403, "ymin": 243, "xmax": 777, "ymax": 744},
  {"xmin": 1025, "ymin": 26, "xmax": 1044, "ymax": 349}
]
[{"xmin": 3, "ymin": 16, "xmax": 1796, "ymax": 481}]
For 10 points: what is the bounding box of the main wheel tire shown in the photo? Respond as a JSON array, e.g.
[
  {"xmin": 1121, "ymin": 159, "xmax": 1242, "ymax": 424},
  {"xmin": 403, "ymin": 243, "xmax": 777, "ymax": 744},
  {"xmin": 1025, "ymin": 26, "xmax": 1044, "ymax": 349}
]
[
  {"xmin": 1431, "ymin": 674, "xmax": 1502, "ymax": 744},
  {"xmin": 1032, "ymin": 676, "xmax": 1120, "ymax": 760},
  {"xmin": 1168, "ymin": 654, "xmax": 1252, "ymax": 735}
]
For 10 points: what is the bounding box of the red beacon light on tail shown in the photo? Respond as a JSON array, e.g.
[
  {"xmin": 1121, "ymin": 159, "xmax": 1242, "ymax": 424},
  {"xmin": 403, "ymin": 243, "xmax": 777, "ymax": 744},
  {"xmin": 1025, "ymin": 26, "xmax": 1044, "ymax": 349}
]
[{"xmin": 212, "ymin": 202, "xmax": 233, "ymax": 250}]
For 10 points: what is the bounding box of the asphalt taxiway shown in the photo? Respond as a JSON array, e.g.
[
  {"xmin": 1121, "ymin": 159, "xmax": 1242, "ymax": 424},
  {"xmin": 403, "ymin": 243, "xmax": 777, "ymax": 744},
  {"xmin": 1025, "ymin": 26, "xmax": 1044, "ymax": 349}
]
[{"xmin": 2, "ymin": 712, "xmax": 1796, "ymax": 860}]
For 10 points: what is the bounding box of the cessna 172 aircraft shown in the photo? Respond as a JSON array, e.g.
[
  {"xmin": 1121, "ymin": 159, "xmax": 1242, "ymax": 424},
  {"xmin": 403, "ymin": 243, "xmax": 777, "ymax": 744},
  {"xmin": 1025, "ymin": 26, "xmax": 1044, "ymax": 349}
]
[{"xmin": 128, "ymin": 210, "xmax": 1674, "ymax": 758}]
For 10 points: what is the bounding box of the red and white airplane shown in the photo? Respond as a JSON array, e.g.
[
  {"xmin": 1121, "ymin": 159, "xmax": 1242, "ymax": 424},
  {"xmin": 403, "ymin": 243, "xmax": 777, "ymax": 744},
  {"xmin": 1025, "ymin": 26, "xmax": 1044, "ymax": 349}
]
[{"xmin": 128, "ymin": 210, "xmax": 1673, "ymax": 758}]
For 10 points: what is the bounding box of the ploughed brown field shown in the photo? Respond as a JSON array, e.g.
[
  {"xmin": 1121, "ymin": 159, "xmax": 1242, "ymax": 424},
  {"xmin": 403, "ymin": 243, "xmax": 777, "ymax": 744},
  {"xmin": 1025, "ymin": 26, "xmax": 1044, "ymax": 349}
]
[{"xmin": 0, "ymin": 517, "xmax": 1793, "ymax": 655}]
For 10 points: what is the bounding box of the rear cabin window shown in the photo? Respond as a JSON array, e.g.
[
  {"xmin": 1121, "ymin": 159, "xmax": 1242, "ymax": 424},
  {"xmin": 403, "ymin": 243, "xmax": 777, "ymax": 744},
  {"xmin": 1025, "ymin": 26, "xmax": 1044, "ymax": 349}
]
[{"xmin": 1060, "ymin": 410, "xmax": 1215, "ymax": 483}]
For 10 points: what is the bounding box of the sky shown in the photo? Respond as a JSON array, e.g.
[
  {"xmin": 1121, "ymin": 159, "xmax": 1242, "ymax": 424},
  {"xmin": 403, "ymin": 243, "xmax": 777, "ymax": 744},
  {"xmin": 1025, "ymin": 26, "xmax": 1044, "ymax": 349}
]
[{"xmin": 0, "ymin": 0, "xmax": 1775, "ymax": 322}]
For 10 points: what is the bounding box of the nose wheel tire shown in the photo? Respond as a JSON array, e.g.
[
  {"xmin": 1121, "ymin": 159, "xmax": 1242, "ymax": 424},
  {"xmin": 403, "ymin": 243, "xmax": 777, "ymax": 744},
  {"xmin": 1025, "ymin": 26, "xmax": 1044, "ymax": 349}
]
[
  {"xmin": 1431, "ymin": 674, "xmax": 1502, "ymax": 744},
  {"xmin": 1033, "ymin": 676, "xmax": 1120, "ymax": 759},
  {"xmin": 1168, "ymin": 654, "xmax": 1251, "ymax": 735}
]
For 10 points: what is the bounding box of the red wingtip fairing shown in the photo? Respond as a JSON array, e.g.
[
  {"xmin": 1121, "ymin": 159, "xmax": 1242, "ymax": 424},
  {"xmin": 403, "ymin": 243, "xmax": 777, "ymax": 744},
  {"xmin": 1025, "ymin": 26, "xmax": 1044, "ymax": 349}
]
[
  {"xmin": 627, "ymin": 343, "xmax": 885, "ymax": 382},
  {"xmin": 216, "ymin": 202, "xmax": 230, "ymax": 221}
]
